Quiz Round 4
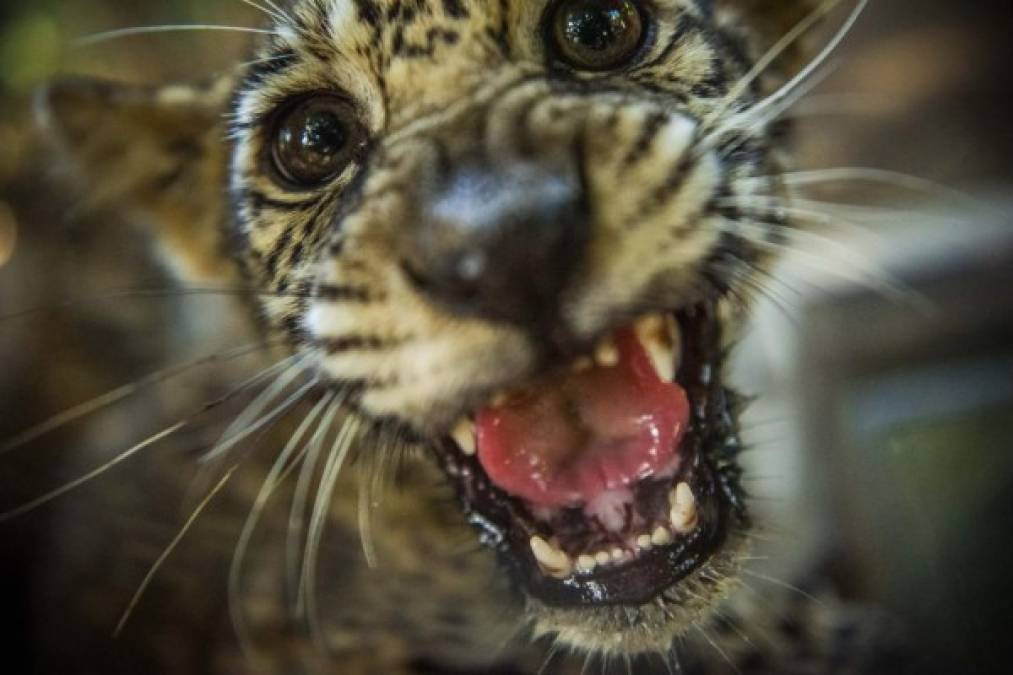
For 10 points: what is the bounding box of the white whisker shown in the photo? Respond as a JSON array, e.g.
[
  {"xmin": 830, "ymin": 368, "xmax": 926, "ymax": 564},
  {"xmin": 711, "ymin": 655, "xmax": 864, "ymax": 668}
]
[
  {"xmin": 699, "ymin": 0, "xmax": 868, "ymax": 154},
  {"xmin": 0, "ymin": 356, "xmax": 299, "ymax": 522},
  {"xmin": 357, "ymin": 475, "xmax": 380, "ymax": 570},
  {"xmin": 736, "ymin": 0, "xmax": 868, "ymax": 130},
  {"xmin": 204, "ymin": 376, "xmax": 320, "ymax": 463},
  {"xmin": 202, "ymin": 352, "xmax": 313, "ymax": 462},
  {"xmin": 705, "ymin": 0, "xmax": 845, "ymax": 127},
  {"xmin": 0, "ymin": 423, "xmax": 186, "ymax": 523},
  {"xmin": 717, "ymin": 195, "xmax": 909, "ymax": 239},
  {"xmin": 740, "ymin": 568, "xmax": 823, "ymax": 605},
  {"xmin": 356, "ymin": 432, "xmax": 401, "ymax": 571},
  {"xmin": 0, "ymin": 341, "xmax": 273, "ymax": 456},
  {"xmin": 73, "ymin": 25, "xmax": 277, "ymax": 48},
  {"xmin": 256, "ymin": 0, "xmax": 294, "ymax": 24},
  {"xmin": 237, "ymin": 0, "xmax": 287, "ymax": 25},
  {"xmin": 746, "ymin": 167, "xmax": 988, "ymax": 212},
  {"xmin": 693, "ymin": 623, "xmax": 739, "ymax": 675},
  {"xmin": 702, "ymin": 59, "xmax": 838, "ymax": 158},
  {"xmin": 113, "ymin": 465, "xmax": 238, "ymax": 637},
  {"xmin": 234, "ymin": 52, "xmax": 295, "ymax": 72},
  {"xmin": 303, "ymin": 413, "xmax": 361, "ymax": 649},
  {"xmin": 715, "ymin": 217, "xmax": 930, "ymax": 310},
  {"xmin": 286, "ymin": 398, "xmax": 344, "ymax": 617},
  {"xmin": 286, "ymin": 403, "xmax": 340, "ymax": 615},
  {"xmin": 229, "ymin": 391, "xmax": 335, "ymax": 659}
]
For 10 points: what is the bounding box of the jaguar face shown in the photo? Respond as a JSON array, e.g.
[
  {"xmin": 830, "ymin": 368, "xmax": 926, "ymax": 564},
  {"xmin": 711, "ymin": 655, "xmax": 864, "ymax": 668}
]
[
  {"xmin": 223, "ymin": 0, "xmax": 781, "ymax": 649},
  {"xmin": 39, "ymin": 0, "xmax": 824, "ymax": 657}
]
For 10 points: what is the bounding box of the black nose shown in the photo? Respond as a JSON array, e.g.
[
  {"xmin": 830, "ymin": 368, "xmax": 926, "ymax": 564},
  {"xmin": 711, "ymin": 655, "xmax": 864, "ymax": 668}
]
[{"xmin": 404, "ymin": 161, "xmax": 588, "ymax": 329}]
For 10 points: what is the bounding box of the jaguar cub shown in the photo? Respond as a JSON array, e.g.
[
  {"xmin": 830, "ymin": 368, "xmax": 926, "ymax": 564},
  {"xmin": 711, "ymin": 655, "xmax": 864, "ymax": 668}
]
[{"xmin": 32, "ymin": 0, "xmax": 902, "ymax": 672}]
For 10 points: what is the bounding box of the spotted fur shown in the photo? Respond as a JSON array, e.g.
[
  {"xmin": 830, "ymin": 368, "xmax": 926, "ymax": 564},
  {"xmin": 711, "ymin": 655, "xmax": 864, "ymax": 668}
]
[{"xmin": 32, "ymin": 0, "xmax": 911, "ymax": 672}]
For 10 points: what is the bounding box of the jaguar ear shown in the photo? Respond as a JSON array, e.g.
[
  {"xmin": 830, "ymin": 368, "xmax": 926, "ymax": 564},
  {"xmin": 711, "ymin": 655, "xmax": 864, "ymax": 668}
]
[
  {"xmin": 720, "ymin": 0, "xmax": 832, "ymax": 74},
  {"xmin": 36, "ymin": 76, "xmax": 237, "ymax": 283}
]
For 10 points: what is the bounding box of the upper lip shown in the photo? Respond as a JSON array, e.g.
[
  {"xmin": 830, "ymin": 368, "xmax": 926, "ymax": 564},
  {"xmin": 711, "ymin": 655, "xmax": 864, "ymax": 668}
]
[{"xmin": 431, "ymin": 304, "xmax": 744, "ymax": 607}]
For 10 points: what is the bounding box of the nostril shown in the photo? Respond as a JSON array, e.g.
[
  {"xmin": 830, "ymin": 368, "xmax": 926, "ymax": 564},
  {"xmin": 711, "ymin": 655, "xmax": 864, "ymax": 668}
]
[
  {"xmin": 456, "ymin": 250, "xmax": 488, "ymax": 286},
  {"xmin": 406, "ymin": 160, "xmax": 588, "ymax": 328},
  {"xmin": 402, "ymin": 248, "xmax": 488, "ymax": 301}
]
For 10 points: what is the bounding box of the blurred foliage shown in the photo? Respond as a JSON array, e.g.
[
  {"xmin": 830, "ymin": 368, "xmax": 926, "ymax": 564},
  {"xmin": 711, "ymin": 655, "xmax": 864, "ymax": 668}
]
[{"xmin": 0, "ymin": 0, "xmax": 263, "ymax": 95}]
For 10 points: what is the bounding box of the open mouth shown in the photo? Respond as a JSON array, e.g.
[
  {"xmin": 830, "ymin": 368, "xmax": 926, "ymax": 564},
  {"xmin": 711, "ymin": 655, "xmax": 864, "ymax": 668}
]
[{"xmin": 435, "ymin": 305, "xmax": 743, "ymax": 607}]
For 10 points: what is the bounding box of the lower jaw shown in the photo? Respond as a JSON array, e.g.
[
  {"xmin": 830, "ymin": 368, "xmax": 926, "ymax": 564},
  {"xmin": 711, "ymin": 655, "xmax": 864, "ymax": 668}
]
[{"xmin": 433, "ymin": 305, "xmax": 744, "ymax": 609}]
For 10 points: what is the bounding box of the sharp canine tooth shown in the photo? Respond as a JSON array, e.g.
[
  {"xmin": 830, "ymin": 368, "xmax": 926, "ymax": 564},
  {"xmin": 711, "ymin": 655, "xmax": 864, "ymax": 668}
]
[
  {"xmin": 595, "ymin": 551, "xmax": 611, "ymax": 566},
  {"xmin": 611, "ymin": 547, "xmax": 625, "ymax": 561},
  {"xmin": 634, "ymin": 314, "xmax": 679, "ymax": 382},
  {"xmin": 669, "ymin": 482, "xmax": 699, "ymax": 534},
  {"xmin": 636, "ymin": 534, "xmax": 653, "ymax": 550},
  {"xmin": 451, "ymin": 418, "xmax": 476, "ymax": 456},
  {"xmin": 594, "ymin": 339, "xmax": 620, "ymax": 367},
  {"xmin": 530, "ymin": 536, "xmax": 573, "ymax": 578},
  {"xmin": 576, "ymin": 554, "xmax": 597, "ymax": 572},
  {"xmin": 651, "ymin": 526, "xmax": 673, "ymax": 546}
]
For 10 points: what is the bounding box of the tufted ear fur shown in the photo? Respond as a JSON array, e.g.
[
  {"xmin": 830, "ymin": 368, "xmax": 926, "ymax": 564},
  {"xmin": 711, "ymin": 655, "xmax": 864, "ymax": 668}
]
[{"xmin": 36, "ymin": 76, "xmax": 237, "ymax": 283}]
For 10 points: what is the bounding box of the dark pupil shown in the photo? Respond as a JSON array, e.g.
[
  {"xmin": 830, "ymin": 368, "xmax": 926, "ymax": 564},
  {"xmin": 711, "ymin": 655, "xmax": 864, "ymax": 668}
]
[
  {"xmin": 279, "ymin": 105, "xmax": 348, "ymax": 182},
  {"xmin": 556, "ymin": 0, "xmax": 642, "ymax": 68}
]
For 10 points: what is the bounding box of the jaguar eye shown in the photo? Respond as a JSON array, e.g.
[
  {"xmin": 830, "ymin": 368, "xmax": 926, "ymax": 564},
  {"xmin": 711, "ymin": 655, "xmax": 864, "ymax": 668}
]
[
  {"xmin": 270, "ymin": 96, "xmax": 360, "ymax": 187},
  {"xmin": 550, "ymin": 0, "xmax": 646, "ymax": 71}
]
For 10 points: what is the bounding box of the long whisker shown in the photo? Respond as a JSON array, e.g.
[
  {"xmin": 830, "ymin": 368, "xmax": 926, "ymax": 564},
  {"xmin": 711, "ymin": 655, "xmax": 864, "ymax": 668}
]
[
  {"xmin": 0, "ymin": 340, "xmax": 277, "ymax": 456},
  {"xmin": 0, "ymin": 424, "xmax": 186, "ymax": 523},
  {"xmin": 715, "ymin": 217, "xmax": 929, "ymax": 309},
  {"xmin": 716, "ymin": 196, "xmax": 912, "ymax": 240},
  {"xmin": 699, "ymin": 0, "xmax": 868, "ymax": 154},
  {"xmin": 0, "ymin": 356, "xmax": 294, "ymax": 522},
  {"xmin": 233, "ymin": 52, "xmax": 297, "ymax": 72},
  {"xmin": 73, "ymin": 25, "xmax": 277, "ymax": 48},
  {"xmin": 0, "ymin": 286, "xmax": 323, "ymax": 325},
  {"xmin": 205, "ymin": 376, "xmax": 321, "ymax": 464},
  {"xmin": 731, "ymin": 0, "xmax": 868, "ymax": 132},
  {"xmin": 253, "ymin": 0, "xmax": 294, "ymax": 24},
  {"xmin": 693, "ymin": 623, "xmax": 739, "ymax": 675},
  {"xmin": 743, "ymin": 167, "xmax": 988, "ymax": 211},
  {"xmin": 237, "ymin": 0, "xmax": 287, "ymax": 25},
  {"xmin": 701, "ymin": 59, "xmax": 838, "ymax": 159},
  {"xmin": 229, "ymin": 391, "xmax": 336, "ymax": 658},
  {"xmin": 286, "ymin": 402, "xmax": 343, "ymax": 614},
  {"xmin": 740, "ymin": 568, "xmax": 823, "ymax": 605},
  {"xmin": 113, "ymin": 465, "xmax": 238, "ymax": 637},
  {"xmin": 357, "ymin": 474, "xmax": 380, "ymax": 570},
  {"xmin": 303, "ymin": 414, "xmax": 361, "ymax": 648},
  {"xmin": 705, "ymin": 0, "xmax": 845, "ymax": 127},
  {"xmin": 357, "ymin": 430, "xmax": 402, "ymax": 570},
  {"xmin": 202, "ymin": 352, "xmax": 316, "ymax": 462}
]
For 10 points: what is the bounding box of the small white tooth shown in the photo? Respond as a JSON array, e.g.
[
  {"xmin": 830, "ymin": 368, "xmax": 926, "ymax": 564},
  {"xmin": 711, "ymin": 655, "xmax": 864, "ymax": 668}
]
[
  {"xmin": 636, "ymin": 534, "xmax": 653, "ymax": 550},
  {"xmin": 651, "ymin": 526, "xmax": 673, "ymax": 546},
  {"xmin": 594, "ymin": 339, "xmax": 620, "ymax": 367},
  {"xmin": 634, "ymin": 314, "xmax": 679, "ymax": 382},
  {"xmin": 611, "ymin": 547, "xmax": 625, "ymax": 561},
  {"xmin": 595, "ymin": 551, "xmax": 612, "ymax": 566},
  {"xmin": 451, "ymin": 418, "xmax": 476, "ymax": 456},
  {"xmin": 572, "ymin": 356, "xmax": 594, "ymax": 373},
  {"xmin": 576, "ymin": 554, "xmax": 597, "ymax": 573},
  {"xmin": 530, "ymin": 536, "xmax": 573, "ymax": 579},
  {"xmin": 669, "ymin": 482, "xmax": 699, "ymax": 534}
]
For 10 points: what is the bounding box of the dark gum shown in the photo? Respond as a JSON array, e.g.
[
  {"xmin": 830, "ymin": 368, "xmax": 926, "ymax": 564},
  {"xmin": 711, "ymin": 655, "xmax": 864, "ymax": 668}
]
[{"xmin": 432, "ymin": 303, "xmax": 745, "ymax": 607}]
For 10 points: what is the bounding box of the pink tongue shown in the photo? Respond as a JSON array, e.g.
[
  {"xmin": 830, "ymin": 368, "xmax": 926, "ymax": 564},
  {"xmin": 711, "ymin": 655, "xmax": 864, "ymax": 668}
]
[{"xmin": 475, "ymin": 329, "xmax": 690, "ymax": 507}]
